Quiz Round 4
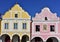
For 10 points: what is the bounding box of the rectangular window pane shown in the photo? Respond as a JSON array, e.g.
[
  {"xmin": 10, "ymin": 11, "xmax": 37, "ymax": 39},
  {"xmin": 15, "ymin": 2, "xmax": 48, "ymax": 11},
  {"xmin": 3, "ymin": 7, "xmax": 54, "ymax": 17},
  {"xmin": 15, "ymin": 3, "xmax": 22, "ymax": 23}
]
[
  {"xmin": 5, "ymin": 23, "xmax": 8, "ymax": 29},
  {"xmin": 45, "ymin": 17, "xmax": 48, "ymax": 20},
  {"xmin": 15, "ymin": 14, "xmax": 18, "ymax": 18},
  {"xmin": 36, "ymin": 25, "xmax": 40, "ymax": 32},
  {"xmin": 23, "ymin": 23, "xmax": 26, "ymax": 29},
  {"xmin": 50, "ymin": 25, "xmax": 55, "ymax": 32},
  {"xmin": 14, "ymin": 23, "xmax": 18, "ymax": 29}
]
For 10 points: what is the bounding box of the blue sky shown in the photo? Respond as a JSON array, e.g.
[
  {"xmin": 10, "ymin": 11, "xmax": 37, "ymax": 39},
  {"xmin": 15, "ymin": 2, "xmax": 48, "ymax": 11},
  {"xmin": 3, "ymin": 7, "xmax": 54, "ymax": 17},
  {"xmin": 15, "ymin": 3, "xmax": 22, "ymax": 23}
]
[{"xmin": 0, "ymin": 0, "xmax": 60, "ymax": 17}]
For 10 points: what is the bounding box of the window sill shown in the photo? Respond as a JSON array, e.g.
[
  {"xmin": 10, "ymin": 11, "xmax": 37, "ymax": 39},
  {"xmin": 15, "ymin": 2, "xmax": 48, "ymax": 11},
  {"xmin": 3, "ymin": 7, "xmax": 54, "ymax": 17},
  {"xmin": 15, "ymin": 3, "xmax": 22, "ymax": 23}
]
[{"xmin": 50, "ymin": 32, "xmax": 56, "ymax": 34}]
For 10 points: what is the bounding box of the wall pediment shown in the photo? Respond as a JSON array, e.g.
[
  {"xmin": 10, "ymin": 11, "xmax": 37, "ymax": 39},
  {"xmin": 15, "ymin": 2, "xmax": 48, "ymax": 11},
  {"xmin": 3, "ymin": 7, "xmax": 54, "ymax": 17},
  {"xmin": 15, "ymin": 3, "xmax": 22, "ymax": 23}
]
[
  {"xmin": 2, "ymin": 4, "xmax": 31, "ymax": 19},
  {"xmin": 33, "ymin": 7, "xmax": 59, "ymax": 21}
]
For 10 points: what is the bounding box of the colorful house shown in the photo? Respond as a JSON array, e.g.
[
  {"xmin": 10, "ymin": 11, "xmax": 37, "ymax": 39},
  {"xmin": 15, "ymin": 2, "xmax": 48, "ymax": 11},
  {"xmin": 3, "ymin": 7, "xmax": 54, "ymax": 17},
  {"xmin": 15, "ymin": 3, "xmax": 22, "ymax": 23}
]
[
  {"xmin": 0, "ymin": 3, "xmax": 60, "ymax": 42},
  {"xmin": 31, "ymin": 7, "xmax": 60, "ymax": 42},
  {"xmin": 0, "ymin": 3, "xmax": 31, "ymax": 42}
]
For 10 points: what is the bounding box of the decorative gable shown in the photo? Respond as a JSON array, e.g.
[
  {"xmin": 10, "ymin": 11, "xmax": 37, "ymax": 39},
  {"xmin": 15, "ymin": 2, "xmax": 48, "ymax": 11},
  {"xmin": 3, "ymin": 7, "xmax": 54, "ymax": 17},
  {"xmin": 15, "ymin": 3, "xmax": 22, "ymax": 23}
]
[
  {"xmin": 2, "ymin": 4, "xmax": 31, "ymax": 19},
  {"xmin": 33, "ymin": 7, "xmax": 59, "ymax": 21}
]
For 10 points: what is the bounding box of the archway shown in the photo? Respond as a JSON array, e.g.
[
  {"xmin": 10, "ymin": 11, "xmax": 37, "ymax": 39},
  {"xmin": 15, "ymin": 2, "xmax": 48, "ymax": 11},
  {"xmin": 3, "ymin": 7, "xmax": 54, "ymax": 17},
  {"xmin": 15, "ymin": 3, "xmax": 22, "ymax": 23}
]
[
  {"xmin": 12, "ymin": 34, "xmax": 20, "ymax": 42},
  {"xmin": 46, "ymin": 37, "xmax": 58, "ymax": 42},
  {"xmin": 1, "ymin": 34, "xmax": 10, "ymax": 42},
  {"xmin": 31, "ymin": 37, "xmax": 43, "ymax": 42},
  {"xmin": 21, "ymin": 35, "xmax": 29, "ymax": 42}
]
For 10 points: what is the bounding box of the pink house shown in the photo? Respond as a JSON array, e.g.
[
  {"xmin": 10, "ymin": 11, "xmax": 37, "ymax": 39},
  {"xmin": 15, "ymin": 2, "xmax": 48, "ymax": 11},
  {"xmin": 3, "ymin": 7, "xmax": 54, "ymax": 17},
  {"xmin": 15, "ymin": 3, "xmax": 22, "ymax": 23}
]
[{"xmin": 31, "ymin": 7, "xmax": 60, "ymax": 42}]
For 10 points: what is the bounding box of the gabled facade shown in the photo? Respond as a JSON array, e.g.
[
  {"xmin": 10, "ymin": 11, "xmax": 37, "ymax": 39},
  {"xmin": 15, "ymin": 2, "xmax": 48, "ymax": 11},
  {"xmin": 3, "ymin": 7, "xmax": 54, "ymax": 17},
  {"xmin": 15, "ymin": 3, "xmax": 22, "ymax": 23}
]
[
  {"xmin": 1, "ymin": 3, "xmax": 31, "ymax": 42},
  {"xmin": 31, "ymin": 7, "xmax": 60, "ymax": 42},
  {"xmin": 0, "ymin": 3, "xmax": 60, "ymax": 42}
]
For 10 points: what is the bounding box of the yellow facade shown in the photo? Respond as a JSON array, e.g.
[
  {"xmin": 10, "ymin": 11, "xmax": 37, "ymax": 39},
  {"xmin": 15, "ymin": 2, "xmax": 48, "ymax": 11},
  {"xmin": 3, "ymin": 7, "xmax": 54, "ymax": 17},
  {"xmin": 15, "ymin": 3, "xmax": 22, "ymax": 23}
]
[
  {"xmin": 1, "ymin": 3, "xmax": 31, "ymax": 42},
  {"xmin": 3, "ymin": 4, "xmax": 30, "ymax": 19}
]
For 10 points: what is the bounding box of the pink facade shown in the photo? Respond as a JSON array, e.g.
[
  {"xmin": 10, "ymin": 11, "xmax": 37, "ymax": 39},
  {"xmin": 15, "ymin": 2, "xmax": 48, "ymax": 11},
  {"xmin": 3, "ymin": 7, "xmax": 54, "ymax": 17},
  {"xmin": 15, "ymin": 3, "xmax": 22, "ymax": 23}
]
[{"xmin": 31, "ymin": 7, "xmax": 60, "ymax": 42}]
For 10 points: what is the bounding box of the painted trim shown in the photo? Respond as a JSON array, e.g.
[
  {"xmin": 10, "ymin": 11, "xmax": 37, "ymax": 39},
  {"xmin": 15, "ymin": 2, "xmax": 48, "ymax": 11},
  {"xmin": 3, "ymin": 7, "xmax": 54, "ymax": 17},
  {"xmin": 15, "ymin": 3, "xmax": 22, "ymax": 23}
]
[{"xmin": 3, "ymin": 18, "xmax": 30, "ymax": 20}]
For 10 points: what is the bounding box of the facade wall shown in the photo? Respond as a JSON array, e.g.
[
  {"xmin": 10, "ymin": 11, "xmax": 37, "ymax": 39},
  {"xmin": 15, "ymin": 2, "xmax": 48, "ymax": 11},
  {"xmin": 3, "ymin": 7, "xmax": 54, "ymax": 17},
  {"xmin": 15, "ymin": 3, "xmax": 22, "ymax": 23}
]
[
  {"xmin": 0, "ymin": 4, "xmax": 31, "ymax": 42},
  {"xmin": 32, "ymin": 7, "xmax": 60, "ymax": 42},
  {"xmin": 58, "ymin": 21, "xmax": 60, "ymax": 33},
  {"xmin": 0, "ymin": 4, "xmax": 60, "ymax": 42}
]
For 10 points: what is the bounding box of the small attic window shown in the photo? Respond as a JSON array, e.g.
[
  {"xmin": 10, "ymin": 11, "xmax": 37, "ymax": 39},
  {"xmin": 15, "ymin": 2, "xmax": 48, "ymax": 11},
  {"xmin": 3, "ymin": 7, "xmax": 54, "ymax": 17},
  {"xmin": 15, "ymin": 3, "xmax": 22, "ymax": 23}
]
[
  {"xmin": 15, "ymin": 14, "xmax": 18, "ymax": 18},
  {"xmin": 45, "ymin": 17, "xmax": 48, "ymax": 20}
]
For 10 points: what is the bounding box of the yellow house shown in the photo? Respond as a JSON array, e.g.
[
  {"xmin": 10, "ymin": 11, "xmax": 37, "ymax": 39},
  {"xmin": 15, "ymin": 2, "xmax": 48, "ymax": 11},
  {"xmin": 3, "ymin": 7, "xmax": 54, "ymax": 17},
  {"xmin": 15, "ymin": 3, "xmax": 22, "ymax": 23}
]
[{"xmin": 1, "ymin": 3, "xmax": 31, "ymax": 42}]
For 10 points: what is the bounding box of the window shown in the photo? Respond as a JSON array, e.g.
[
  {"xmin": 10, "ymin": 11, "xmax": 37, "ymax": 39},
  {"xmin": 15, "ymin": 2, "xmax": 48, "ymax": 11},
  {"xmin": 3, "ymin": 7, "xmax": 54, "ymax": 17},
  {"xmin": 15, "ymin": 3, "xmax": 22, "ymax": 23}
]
[
  {"xmin": 5, "ymin": 23, "xmax": 8, "ymax": 29},
  {"xmin": 36, "ymin": 25, "xmax": 40, "ymax": 32},
  {"xmin": 45, "ymin": 17, "xmax": 48, "ymax": 20},
  {"xmin": 15, "ymin": 14, "xmax": 18, "ymax": 18},
  {"xmin": 23, "ymin": 23, "xmax": 27, "ymax": 29},
  {"xmin": 50, "ymin": 25, "xmax": 55, "ymax": 32},
  {"xmin": 14, "ymin": 23, "xmax": 18, "ymax": 29},
  {"xmin": 43, "ymin": 24, "xmax": 47, "ymax": 30}
]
